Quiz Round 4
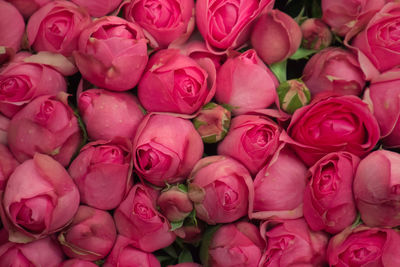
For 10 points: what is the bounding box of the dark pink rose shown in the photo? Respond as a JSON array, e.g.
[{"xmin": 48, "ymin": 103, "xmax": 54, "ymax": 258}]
[
  {"xmin": 251, "ymin": 9, "xmax": 302, "ymax": 64},
  {"xmin": 301, "ymin": 18, "xmax": 332, "ymax": 50},
  {"xmin": 78, "ymin": 89, "xmax": 144, "ymax": 141},
  {"xmin": 0, "ymin": 154, "xmax": 80, "ymax": 242},
  {"xmin": 304, "ymin": 152, "xmax": 360, "ymax": 234},
  {"xmin": 71, "ymin": 0, "xmax": 122, "ymax": 17},
  {"xmin": 114, "ymin": 184, "xmax": 176, "ymax": 252},
  {"xmin": 327, "ymin": 225, "xmax": 400, "ymax": 266},
  {"xmin": 58, "ymin": 205, "xmax": 117, "ymax": 261},
  {"xmin": 0, "ymin": 114, "xmax": 9, "ymax": 144},
  {"xmin": 74, "ymin": 16, "xmax": 148, "ymax": 92},
  {"xmin": 138, "ymin": 49, "xmax": 216, "ymax": 115},
  {"xmin": 27, "ymin": 0, "xmax": 91, "ymax": 56},
  {"xmin": 0, "ymin": 144, "xmax": 19, "ymax": 191},
  {"xmin": 133, "ymin": 113, "xmax": 203, "ymax": 186},
  {"xmin": 188, "ymin": 156, "xmax": 254, "ymax": 224},
  {"xmin": 122, "ymin": 0, "xmax": 195, "ymax": 48},
  {"xmin": 157, "ymin": 185, "xmax": 193, "ymax": 222},
  {"xmin": 5, "ymin": 0, "xmax": 52, "ymax": 19},
  {"xmin": 8, "ymin": 94, "xmax": 82, "ymax": 166},
  {"xmin": 60, "ymin": 259, "xmax": 98, "ymax": 267},
  {"xmin": 284, "ymin": 95, "xmax": 380, "ymax": 166},
  {"xmin": 303, "ymin": 47, "xmax": 365, "ymax": 96}
]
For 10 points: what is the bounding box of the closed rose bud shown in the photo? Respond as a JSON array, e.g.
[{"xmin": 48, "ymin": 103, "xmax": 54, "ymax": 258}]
[
  {"xmin": 5, "ymin": 0, "xmax": 52, "ymax": 19},
  {"xmin": 157, "ymin": 185, "xmax": 193, "ymax": 222},
  {"xmin": 0, "ymin": 144, "xmax": 19, "ymax": 191},
  {"xmin": 301, "ymin": 18, "xmax": 332, "ymax": 50},
  {"xmin": 277, "ymin": 79, "xmax": 311, "ymax": 114},
  {"xmin": 173, "ymin": 223, "xmax": 204, "ymax": 243},
  {"xmin": 60, "ymin": 259, "xmax": 98, "ymax": 267},
  {"xmin": 70, "ymin": 0, "xmax": 122, "ymax": 17},
  {"xmin": 251, "ymin": 9, "xmax": 302, "ymax": 64}
]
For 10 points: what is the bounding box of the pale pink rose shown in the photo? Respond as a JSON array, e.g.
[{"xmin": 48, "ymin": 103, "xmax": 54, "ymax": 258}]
[
  {"xmin": 71, "ymin": 0, "xmax": 122, "ymax": 17},
  {"xmin": 157, "ymin": 185, "xmax": 193, "ymax": 222},
  {"xmin": 0, "ymin": 144, "xmax": 19, "ymax": 191},
  {"xmin": 5, "ymin": 0, "xmax": 52, "ymax": 19},
  {"xmin": 60, "ymin": 259, "xmax": 98, "ymax": 267},
  {"xmin": 301, "ymin": 18, "xmax": 332, "ymax": 50}
]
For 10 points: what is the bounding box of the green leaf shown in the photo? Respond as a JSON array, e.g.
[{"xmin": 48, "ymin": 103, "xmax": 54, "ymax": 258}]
[
  {"xmin": 199, "ymin": 225, "xmax": 222, "ymax": 267},
  {"xmin": 178, "ymin": 248, "xmax": 194, "ymax": 263},
  {"xmin": 289, "ymin": 47, "xmax": 317, "ymax": 60},
  {"xmin": 270, "ymin": 60, "xmax": 287, "ymax": 83},
  {"xmin": 312, "ymin": 0, "xmax": 323, "ymax": 18},
  {"xmin": 163, "ymin": 244, "xmax": 178, "ymax": 258},
  {"xmin": 177, "ymin": 184, "xmax": 188, "ymax": 193},
  {"xmin": 351, "ymin": 213, "xmax": 363, "ymax": 229},
  {"xmin": 170, "ymin": 220, "xmax": 184, "ymax": 231},
  {"xmin": 94, "ymin": 260, "xmax": 104, "ymax": 266}
]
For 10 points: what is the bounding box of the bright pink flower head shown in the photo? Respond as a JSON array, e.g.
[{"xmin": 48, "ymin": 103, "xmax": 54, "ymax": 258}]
[
  {"xmin": 71, "ymin": 0, "xmax": 122, "ymax": 17},
  {"xmin": 5, "ymin": 0, "xmax": 52, "ymax": 19},
  {"xmin": 0, "ymin": 144, "xmax": 19, "ymax": 191},
  {"xmin": 301, "ymin": 18, "xmax": 332, "ymax": 50},
  {"xmin": 60, "ymin": 259, "xmax": 98, "ymax": 267}
]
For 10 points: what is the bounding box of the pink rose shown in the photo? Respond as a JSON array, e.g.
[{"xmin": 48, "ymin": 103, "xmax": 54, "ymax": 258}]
[
  {"xmin": 0, "ymin": 144, "xmax": 19, "ymax": 191},
  {"xmin": 27, "ymin": 0, "xmax": 91, "ymax": 56},
  {"xmin": 68, "ymin": 138, "xmax": 132, "ymax": 210},
  {"xmin": 173, "ymin": 222, "xmax": 204, "ymax": 243},
  {"xmin": 157, "ymin": 185, "xmax": 193, "ymax": 222},
  {"xmin": 78, "ymin": 89, "xmax": 144, "ymax": 141},
  {"xmin": 215, "ymin": 49, "xmax": 278, "ymax": 114},
  {"xmin": 301, "ymin": 18, "xmax": 332, "ymax": 50},
  {"xmin": 251, "ymin": 9, "xmax": 302, "ymax": 64},
  {"xmin": 113, "ymin": 184, "xmax": 176, "ymax": 252},
  {"xmin": 58, "ymin": 205, "xmax": 117, "ymax": 261},
  {"xmin": 60, "ymin": 259, "xmax": 98, "ymax": 267},
  {"xmin": 284, "ymin": 95, "xmax": 380, "ymax": 166},
  {"xmin": 196, "ymin": 0, "xmax": 274, "ymax": 52},
  {"xmin": 303, "ymin": 47, "xmax": 365, "ymax": 96},
  {"xmin": 133, "ymin": 113, "xmax": 203, "ymax": 186},
  {"xmin": 5, "ymin": 0, "xmax": 52, "ymax": 19},
  {"xmin": 71, "ymin": 0, "xmax": 122, "ymax": 17},
  {"xmin": 8, "ymin": 94, "xmax": 82, "ymax": 167},
  {"xmin": 0, "ymin": 114, "xmax": 9, "ymax": 144},
  {"xmin": 0, "ymin": 154, "xmax": 80, "ymax": 242},
  {"xmin": 188, "ymin": 156, "xmax": 254, "ymax": 224},
  {"xmin": 74, "ymin": 16, "xmax": 148, "ymax": 92},
  {"xmin": 122, "ymin": 0, "xmax": 195, "ymax": 48},
  {"xmin": 138, "ymin": 49, "xmax": 216, "ymax": 115},
  {"xmin": 303, "ymin": 152, "xmax": 360, "ymax": 234}
]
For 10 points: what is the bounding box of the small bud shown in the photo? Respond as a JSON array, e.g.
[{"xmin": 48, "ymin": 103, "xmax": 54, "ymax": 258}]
[
  {"xmin": 301, "ymin": 19, "xmax": 332, "ymax": 50},
  {"xmin": 157, "ymin": 185, "xmax": 193, "ymax": 222},
  {"xmin": 278, "ymin": 79, "xmax": 311, "ymax": 114}
]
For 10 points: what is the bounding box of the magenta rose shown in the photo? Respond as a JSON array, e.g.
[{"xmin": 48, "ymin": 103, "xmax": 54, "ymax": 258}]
[
  {"xmin": 327, "ymin": 225, "xmax": 400, "ymax": 266},
  {"xmin": 60, "ymin": 259, "xmax": 98, "ymax": 267},
  {"xmin": 5, "ymin": 0, "xmax": 52, "ymax": 19},
  {"xmin": 27, "ymin": 0, "xmax": 91, "ymax": 56},
  {"xmin": 138, "ymin": 49, "xmax": 216, "ymax": 115},
  {"xmin": 74, "ymin": 16, "xmax": 148, "ymax": 92},
  {"xmin": 133, "ymin": 113, "xmax": 203, "ymax": 186},
  {"xmin": 196, "ymin": 0, "xmax": 274, "ymax": 52},
  {"xmin": 188, "ymin": 156, "xmax": 254, "ymax": 224},
  {"xmin": 71, "ymin": 0, "xmax": 122, "ymax": 17},
  {"xmin": 122, "ymin": 0, "xmax": 195, "ymax": 48},
  {"xmin": 0, "ymin": 144, "xmax": 19, "ymax": 191},
  {"xmin": 157, "ymin": 185, "xmax": 193, "ymax": 222},
  {"xmin": 303, "ymin": 152, "xmax": 360, "ymax": 234},
  {"xmin": 301, "ymin": 18, "xmax": 332, "ymax": 50},
  {"xmin": 303, "ymin": 47, "xmax": 365, "ymax": 96},
  {"xmin": 0, "ymin": 154, "xmax": 80, "ymax": 242},
  {"xmin": 113, "ymin": 184, "xmax": 176, "ymax": 252},
  {"xmin": 284, "ymin": 95, "xmax": 380, "ymax": 166}
]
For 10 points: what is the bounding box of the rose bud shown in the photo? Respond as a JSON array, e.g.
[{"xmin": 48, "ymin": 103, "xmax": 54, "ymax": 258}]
[
  {"xmin": 251, "ymin": 9, "xmax": 302, "ymax": 64},
  {"xmin": 104, "ymin": 235, "xmax": 161, "ymax": 267},
  {"xmin": 193, "ymin": 102, "xmax": 231, "ymax": 144},
  {"xmin": 138, "ymin": 49, "xmax": 216, "ymax": 115},
  {"xmin": 74, "ymin": 16, "xmax": 148, "ymax": 92},
  {"xmin": 174, "ymin": 223, "xmax": 204, "ymax": 243},
  {"xmin": 303, "ymin": 48, "xmax": 365, "ymax": 96},
  {"xmin": 215, "ymin": 49, "xmax": 278, "ymax": 115},
  {"xmin": 188, "ymin": 156, "xmax": 254, "ymax": 224},
  {"xmin": 78, "ymin": 89, "xmax": 144, "ymax": 141},
  {"xmin": 304, "ymin": 152, "xmax": 360, "ymax": 234},
  {"xmin": 122, "ymin": 0, "xmax": 195, "ymax": 49},
  {"xmin": 0, "ymin": 52, "xmax": 67, "ymax": 118},
  {"xmin": 354, "ymin": 150, "xmax": 400, "ymax": 228},
  {"xmin": 8, "ymin": 93, "xmax": 81, "ymax": 167},
  {"xmin": 68, "ymin": 138, "xmax": 132, "ymax": 210},
  {"xmin": 0, "ymin": 144, "xmax": 19, "ymax": 191},
  {"xmin": 327, "ymin": 225, "xmax": 400, "ymax": 266},
  {"xmin": 157, "ymin": 185, "xmax": 193, "ymax": 222},
  {"xmin": 251, "ymin": 145, "xmax": 307, "ymax": 220},
  {"xmin": 114, "ymin": 184, "xmax": 176, "ymax": 252},
  {"xmin": 58, "ymin": 205, "xmax": 117, "ymax": 261},
  {"xmin": 217, "ymin": 114, "xmax": 281, "ymax": 175},
  {"xmin": 283, "ymin": 95, "xmax": 380, "ymax": 166},
  {"xmin": 206, "ymin": 222, "xmax": 265, "ymax": 267},
  {"xmin": 133, "ymin": 113, "xmax": 203, "ymax": 187},
  {"xmin": 277, "ymin": 79, "xmax": 311, "ymax": 114},
  {"xmin": 1, "ymin": 154, "xmax": 80, "ymax": 242},
  {"xmin": 0, "ymin": 229, "xmax": 64, "ymax": 266},
  {"xmin": 300, "ymin": 18, "xmax": 332, "ymax": 50},
  {"xmin": 196, "ymin": 0, "xmax": 274, "ymax": 52},
  {"xmin": 0, "ymin": 114, "xmax": 9, "ymax": 144},
  {"xmin": 60, "ymin": 259, "xmax": 98, "ymax": 267},
  {"xmin": 27, "ymin": 1, "xmax": 91, "ymax": 57},
  {"xmin": 5, "ymin": 0, "xmax": 53, "ymax": 19},
  {"xmin": 259, "ymin": 218, "xmax": 328, "ymax": 266},
  {"xmin": 71, "ymin": 0, "xmax": 122, "ymax": 17}
]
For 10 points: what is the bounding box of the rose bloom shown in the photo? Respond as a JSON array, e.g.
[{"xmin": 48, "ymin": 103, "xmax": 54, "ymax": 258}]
[
  {"xmin": 0, "ymin": 114, "xmax": 9, "ymax": 144},
  {"xmin": 0, "ymin": 144, "xmax": 19, "ymax": 191},
  {"xmin": 5, "ymin": 0, "xmax": 53, "ymax": 19},
  {"xmin": 71, "ymin": 0, "xmax": 122, "ymax": 17},
  {"xmin": 60, "ymin": 259, "xmax": 98, "ymax": 267}
]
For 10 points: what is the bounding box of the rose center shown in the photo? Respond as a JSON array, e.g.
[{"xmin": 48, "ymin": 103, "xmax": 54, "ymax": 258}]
[
  {"xmin": 0, "ymin": 76, "xmax": 30, "ymax": 101},
  {"xmin": 134, "ymin": 203, "xmax": 155, "ymax": 219},
  {"xmin": 92, "ymin": 145, "xmax": 125, "ymax": 164},
  {"xmin": 35, "ymin": 101, "xmax": 55, "ymax": 125}
]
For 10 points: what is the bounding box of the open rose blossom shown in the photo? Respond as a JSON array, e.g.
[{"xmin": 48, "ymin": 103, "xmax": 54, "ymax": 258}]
[
  {"xmin": 196, "ymin": 0, "xmax": 275, "ymax": 52},
  {"xmin": 188, "ymin": 156, "xmax": 254, "ymax": 224},
  {"xmin": 78, "ymin": 89, "xmax": 144, "ymax": 141},
  {"xmin": 304, "ymin": 152, "xmax": 360, "ymax": 234},
  {"xmin": 300, "ymin": 18, "xmax": 332, "ymax": 50},
  {"xmin": 74, "ymin": 16, "xmax": 148, "ymax": 92},
  {"xmin": 58, "ymin": 205, "xmax": 117, "ymax": 261},
  {"xmin": 138, "ymin": 49, "xmax": 216, "ymax": 115},
  {"xmin": 27, "ymin": 1, "xmax": 91, "ymax": 56},
  {"xmin": 71, "ymin": 0, "xmax": 122, "ymax": 17},
  {"xmin": 327, "ymin": 225, "xmax": 400, "ymax": 266},
  {"xmin": 157, "ymin": 185, "xmax": 193, "ymax": 222},
  {"xmin": 8, "ymin": 93, "xmax": 82, "ymax": 167},
  {"xmin": 259, "ymin": 218, "xmax": 329, "ymax": 266},
  {"xmin": 0, "ymin": 154, "xmax": 80, "ymax": 242},
  {"xmin": 207, "ymin": 222, "xmax": 265, "ymax": 267},
  {"xmin": 122, "ymin": 0, "xmax": 195, "ymax": 48},
  {"xmin": 60, "ymin": 259, "xmax": 98, "ymax": 267},
  {"xmin": 113, "ymin": 184, "xmax": 176, "ymax": 252},
  {"xmin": 251, "ymin": 145, "xmax": 308, "ymax": 220},
  {"xmin": 0, "ymin": 144, "xmax": 19, "ymax": 191},
  {"xmin": 133, "ymin": 113, "xmax": 203, "ymax": 186},
  {"xmin": 284, "ymin": 95, "xmax": 380, "ymax": 166},
  {"xmin": 68, "ymin": 138, "xmax": 132, "ymax": 210},
  {"xmin": 215, "ymin": 49, "xmax": 278, "ymax": 114}
]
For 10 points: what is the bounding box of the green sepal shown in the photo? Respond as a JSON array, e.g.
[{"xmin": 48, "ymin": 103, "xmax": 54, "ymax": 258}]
[
  {"xmin": 170, "ymin": 220, "xmax": 184, "ymax": 231},
  {"xmin": 351, "ymin": 213, "xmax": 363, "ymax": 229},
  {"xmin": 270, "ymin": 60, "xmax": 287, "ymax": 83},
  {"xmin": 289, "ymin": 47, "xmax": 317, "ymax": 60}
]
